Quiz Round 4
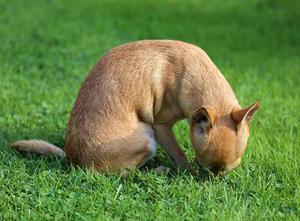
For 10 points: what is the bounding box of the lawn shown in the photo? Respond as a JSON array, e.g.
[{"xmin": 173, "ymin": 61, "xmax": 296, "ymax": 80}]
[{"xmin": 0, "ymin": 0, "xmax": 299, "ymax": 220}]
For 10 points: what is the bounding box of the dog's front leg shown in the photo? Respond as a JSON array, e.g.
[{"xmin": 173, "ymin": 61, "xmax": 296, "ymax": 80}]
[{"xmin": 153, "ymin": 124, "xmax": 195, "ymax": 174}]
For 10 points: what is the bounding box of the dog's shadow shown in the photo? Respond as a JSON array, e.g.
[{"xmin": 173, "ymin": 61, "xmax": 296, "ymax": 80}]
[
  {"xmin": 2, "ymin": 127, "xmax": 211, "ymax": 181},
  {"xmin": 11, "ymin": 150, "xmax": 211, "ymax": 182}
]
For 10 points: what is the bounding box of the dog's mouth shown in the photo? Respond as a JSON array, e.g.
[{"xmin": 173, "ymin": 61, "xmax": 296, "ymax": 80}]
[
  {"xmin": 209, "ymin": 165, "xmax": 226, "ymax": 176},
  {"xmin": 194, "ymin": 158, "xmax": 227, "ymax": 176}
]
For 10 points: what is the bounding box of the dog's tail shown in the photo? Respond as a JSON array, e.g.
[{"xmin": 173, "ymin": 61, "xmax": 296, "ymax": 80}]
[{"xmin": 10, "ymin": 140, "xmax": 65, "ymax": 158}]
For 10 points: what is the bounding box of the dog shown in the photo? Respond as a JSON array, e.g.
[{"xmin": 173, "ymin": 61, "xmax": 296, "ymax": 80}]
[{"xmin": 11, "ymin": 40, "xmax": 259, "ymax": 175}]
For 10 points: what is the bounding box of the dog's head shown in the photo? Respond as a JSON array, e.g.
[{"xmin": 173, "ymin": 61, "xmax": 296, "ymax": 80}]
[{"xmin": 189, "ymin": 102, "xmax": 259, "ymax": 175}]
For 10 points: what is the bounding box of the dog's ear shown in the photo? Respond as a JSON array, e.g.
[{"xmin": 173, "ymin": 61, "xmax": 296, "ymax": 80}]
[
  {"xmin": 231, "ymin": 101, "xmax": 259, "ymax": 124},
  {"xmin": 191, "ymin": 106, "xmax": 216, "ymax": 132}
]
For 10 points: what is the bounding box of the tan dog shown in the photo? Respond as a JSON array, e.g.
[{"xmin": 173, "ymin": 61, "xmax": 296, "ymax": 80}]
[{"xmin": 11, "ymin": 40, "xmax": 259, "ymax": 175}]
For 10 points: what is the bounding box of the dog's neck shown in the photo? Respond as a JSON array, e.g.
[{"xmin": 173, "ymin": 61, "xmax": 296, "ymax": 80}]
[{"xmin": 177, "ymin": 68, "xmax": 240, "ymax": 117}]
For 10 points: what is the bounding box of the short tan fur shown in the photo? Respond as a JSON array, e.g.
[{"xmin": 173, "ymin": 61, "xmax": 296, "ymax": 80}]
[{"xmin": 11, "ymin": 40, "xmax": 259, "ymax": 175}]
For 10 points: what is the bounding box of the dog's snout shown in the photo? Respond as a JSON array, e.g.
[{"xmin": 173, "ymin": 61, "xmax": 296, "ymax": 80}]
[{"xmin": 210, "ymin": 165, "xmax": 226, "ymax": 175}]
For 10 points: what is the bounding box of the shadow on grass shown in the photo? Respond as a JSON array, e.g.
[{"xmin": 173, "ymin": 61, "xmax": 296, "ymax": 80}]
[
  {"xmin": 0, "ymin": 126, "xmax": 69, "ymax": 173},
  {"xmin": 1, "ymin": 124, "xmax": 214, "ymax": 181},
  {"xmin": 11, "ymin": 150, "xmax": 70, "ymax": 173},
  {"xmin": 10, "ymin": 151, "xmax": 212, "ymax": 182}
]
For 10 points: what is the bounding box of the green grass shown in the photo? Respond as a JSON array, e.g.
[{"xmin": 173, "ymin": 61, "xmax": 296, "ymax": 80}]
[{"xmin": 0, "ymin": 0, "xmax": 299, "ymax": 220}]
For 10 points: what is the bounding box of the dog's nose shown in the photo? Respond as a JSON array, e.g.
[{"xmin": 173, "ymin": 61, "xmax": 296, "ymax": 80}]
[{"xmin": 210, "ymin": 165, "xmax": 226, "ymax": 176}]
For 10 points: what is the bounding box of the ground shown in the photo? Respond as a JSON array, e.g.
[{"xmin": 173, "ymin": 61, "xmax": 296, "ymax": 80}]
[{"xmin": 0, "ymin": 0, "xmax": 299, "ymax": 220}]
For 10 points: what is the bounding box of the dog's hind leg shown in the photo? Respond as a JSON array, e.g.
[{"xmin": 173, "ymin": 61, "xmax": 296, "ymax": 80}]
[{"xmin": 77, "ymin": 121, "xmax": 158, "ymax": 173}]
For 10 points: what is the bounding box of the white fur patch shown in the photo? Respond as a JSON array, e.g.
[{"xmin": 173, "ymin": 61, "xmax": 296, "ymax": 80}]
[
  {"xmin": 137, "ymin": 128, "xmax": 157, "ymax": 169},
  {"xmin": 146, "ymin": 128, "xmax": 157, "ymax": 160},
  {"xmin": 137, "ymin": 124, "xmax": 157, "ymax": 168}
]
